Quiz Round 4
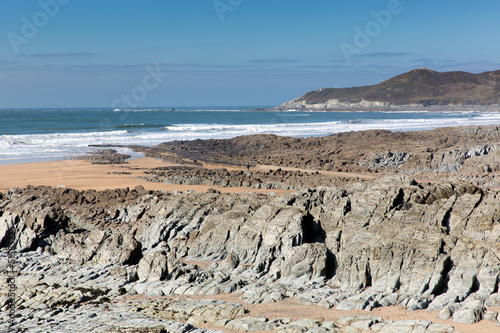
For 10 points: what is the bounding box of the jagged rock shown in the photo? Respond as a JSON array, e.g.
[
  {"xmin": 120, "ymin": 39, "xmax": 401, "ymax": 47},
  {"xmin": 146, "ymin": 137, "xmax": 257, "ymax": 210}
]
[
  {"xmin": 483, "ymin": 310, "xmax": 498, "ymax": 322},
  {"xmin": 370, "ymin": 320, "xmax": 452, "ymax": 333},
  {"xmin": 268, "ymin": 243, "xmax": 335, "ymax": 282},
  {"xmin": 438, "ymin": 304, "xmax": 459, "ymax": 320},
  {"xmin": 336, "ymin": 316, "xmax": 382, "ymax": 330},
  {"xmin": 52, "ymin": 228, "xmax": 142, "ymax": 265},
  {"xmin": 486, "ymin": 293, "xmax": 500, "ymax": 306},
  {"xmin": 0, "ymin": 212, "xmax": 17, "ymax": 247},
  {"xmin": 0, "ymin": 199, "xmax": 68, "ymax": 251},
  {"xmin": 74, "ymin": 149, "xmax": 131, "ymax": 164},
  {"xmin": 137, "ymin": 250, "xmax": 169, "ymax": 282},
  {"xmin": 359, "ymin": 151, "xmax": 413, "ymax": 170},
  {"xmin": 219, "ymin": 252, "xmax": 240, "ymax": 271},
  {"xmin": 103, "ymin": 328, "xmax": 166, "ymax": 333},
  {"xmin": 451, "ymin": 300, "xmax": 485, "ymax": 324},
  {"xmin": 1, "ymin": 176, "xmax": 500, "ymax": 331}
]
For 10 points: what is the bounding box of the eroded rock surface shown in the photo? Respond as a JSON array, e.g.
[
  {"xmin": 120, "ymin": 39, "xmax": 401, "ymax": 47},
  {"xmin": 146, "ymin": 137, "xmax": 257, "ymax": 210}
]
[
  {"xmin": 1, "ymin": 176, "xmax": 500, "ymax": 331},
  {"xmin": 133, "ymin": 125, "xmax": 500, "ymax": 188}
]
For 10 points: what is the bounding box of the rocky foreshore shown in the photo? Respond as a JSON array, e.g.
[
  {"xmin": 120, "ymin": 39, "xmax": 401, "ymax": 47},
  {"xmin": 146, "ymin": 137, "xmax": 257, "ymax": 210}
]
[
  {"xmin": 74, "ymin": 149, "xmax": 132, "ymax": 165},
  {"xmin": 2, "ymin": 175, "xmax": 500, "ymax": 332},
  {"xmin": 141, "ymin": 166, "xmax": 359, "ymax": 191},
  {"xmin": 131, "ymin": 125, "xmax": 500, "ymax": 189}
]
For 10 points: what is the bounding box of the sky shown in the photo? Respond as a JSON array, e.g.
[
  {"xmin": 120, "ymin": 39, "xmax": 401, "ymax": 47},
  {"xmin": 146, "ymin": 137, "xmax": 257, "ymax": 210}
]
[{"xmin": 1, "ymin": 0, "xmax": 500, "ymax": 108}]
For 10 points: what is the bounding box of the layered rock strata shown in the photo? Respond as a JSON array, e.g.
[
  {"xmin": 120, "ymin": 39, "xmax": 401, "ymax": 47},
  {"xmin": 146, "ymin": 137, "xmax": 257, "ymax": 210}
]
[
  {"xmin": 131, "ymin": 125, "xmax": 500, "ymax": 188},
  {"xmin": 1, "ymin": 176, "xmax": 500, "ymax": 331}
]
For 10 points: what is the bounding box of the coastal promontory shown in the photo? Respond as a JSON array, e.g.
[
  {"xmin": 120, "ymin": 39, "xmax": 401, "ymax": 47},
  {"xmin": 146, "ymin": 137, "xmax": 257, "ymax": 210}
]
[{"xmin": 277, "ymin": 68, "xmax": 500, "ymax": 111}]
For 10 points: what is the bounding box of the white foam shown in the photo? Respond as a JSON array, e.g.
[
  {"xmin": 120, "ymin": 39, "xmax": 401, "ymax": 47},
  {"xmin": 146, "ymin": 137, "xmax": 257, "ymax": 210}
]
[{"xmin": 2, "ymin": 112, "xmax": 500, "ymax": 164}]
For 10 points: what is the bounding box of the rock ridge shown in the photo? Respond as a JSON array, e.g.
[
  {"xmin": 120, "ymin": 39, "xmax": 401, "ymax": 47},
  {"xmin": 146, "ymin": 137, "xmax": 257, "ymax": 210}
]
[
  {"xmin": 2, "ymin": 177, "xmax": 500, "ymax": 331},
  {"xmin": 131, "ymin": 125, "xmax": 500, "ymax": 188}
]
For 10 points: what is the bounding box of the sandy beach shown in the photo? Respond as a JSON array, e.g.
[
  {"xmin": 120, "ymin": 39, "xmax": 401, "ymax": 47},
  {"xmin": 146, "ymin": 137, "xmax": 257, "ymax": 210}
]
[{"xmin": 0, "ymin": 157, "xmax": 291, "ymax": 194}]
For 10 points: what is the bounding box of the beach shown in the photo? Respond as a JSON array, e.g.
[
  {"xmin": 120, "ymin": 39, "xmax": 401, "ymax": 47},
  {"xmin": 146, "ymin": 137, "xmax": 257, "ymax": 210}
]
[
  {"xmin": 3, "ymin": 126, "xmax": 500, "ymax": 332},
  {"xmin": 4, "ymin": 1, "xmax": 500, "ymax": 331},
  {"xmin": 0, "ymin": 157, "xmax": 292, "ymax": 194}
]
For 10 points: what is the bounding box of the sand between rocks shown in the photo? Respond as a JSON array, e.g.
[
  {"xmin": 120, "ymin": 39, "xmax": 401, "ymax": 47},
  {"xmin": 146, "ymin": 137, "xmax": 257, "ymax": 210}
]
[
  {"xmin": 0, "ymin": 157, "xmax": 290, "ymax": 194},
  {"xmin": 122, "ymin": 293, "xmax": 500, "ymax": 333}
]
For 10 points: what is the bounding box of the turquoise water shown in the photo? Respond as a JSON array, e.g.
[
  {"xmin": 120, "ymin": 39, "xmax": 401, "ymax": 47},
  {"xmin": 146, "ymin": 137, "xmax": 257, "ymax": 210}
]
[{"xmin": 1, "ymin": 106, "xmax": 500, "ymax": 164}]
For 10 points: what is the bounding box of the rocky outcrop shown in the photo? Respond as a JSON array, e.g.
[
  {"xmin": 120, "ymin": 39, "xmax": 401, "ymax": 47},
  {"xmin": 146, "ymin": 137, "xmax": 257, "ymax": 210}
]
[
  {"xmin": 268, "ymin": 243, "xmax": 335, "ymax": 282},
  {"xmin": 2, "ymin": 177, "xmax": 500, "ymax": 331},
  {"xmin": 278, "ymin": 97, "xmax": 392, "ymax": 111},
  {"xmin": 74, "ymin": 149, "xmax": 131, "ymax": 164},
  {"xmin": 137, "ymin": 250, "xmax": 169, "ymax": 282},
  {"xmin": 359, "ymin": 151, "xmax": 413, "ymax": 170},
  {"xmin": 399, "ymin": 144, "xmax": 498, "ymax": 173},
  {"xmin": 146, "ymin": 166, "xmax": 353, "ymax": 190},
  {"xmin": 51, "ymin": 227, "xmax": 142, "ymax": 265},
  {"xmin": 132, "ymin": 125, "xmax": 500, "ymax": 187}
]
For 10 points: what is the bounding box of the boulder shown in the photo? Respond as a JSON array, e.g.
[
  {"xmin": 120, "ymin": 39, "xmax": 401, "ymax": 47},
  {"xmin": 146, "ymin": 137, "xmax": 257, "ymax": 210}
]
[
  {"xmin": 452, "ymin": 300, "xmax": 485, "ymax": 324},
  {"xmin": 52, "ymin": 228, "xmax": 142, "ymax": 265},
  {"xmin": 137, "ymin": 251, "xmax": 169, "ymax": 282},
  {"xmin": 266, "ymin": 243, "xmax": 335, "ymax": 282}
]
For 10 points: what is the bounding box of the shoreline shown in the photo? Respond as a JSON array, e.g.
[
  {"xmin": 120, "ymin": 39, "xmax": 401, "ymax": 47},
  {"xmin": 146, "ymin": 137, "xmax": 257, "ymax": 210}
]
[
  {"xmin": 5, "ymin": 121, "xmax": 500, "ymax": 193},
  {"xmin": 4, "ymin": 109, "xmax": 500, "ymax": 168}
]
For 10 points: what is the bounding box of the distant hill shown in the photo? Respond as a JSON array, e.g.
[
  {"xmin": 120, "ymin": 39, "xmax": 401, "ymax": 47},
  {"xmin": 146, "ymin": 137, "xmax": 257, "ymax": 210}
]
[{"xmin": 277, "ymin": 68, "xmax": 500, "ymax": 110}]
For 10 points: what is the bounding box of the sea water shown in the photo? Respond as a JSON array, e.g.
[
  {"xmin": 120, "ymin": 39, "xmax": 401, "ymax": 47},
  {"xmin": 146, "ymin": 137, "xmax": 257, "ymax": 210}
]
[{"xmin": 2, "ymin": 106, "xmax": 500, "ymax": 165}]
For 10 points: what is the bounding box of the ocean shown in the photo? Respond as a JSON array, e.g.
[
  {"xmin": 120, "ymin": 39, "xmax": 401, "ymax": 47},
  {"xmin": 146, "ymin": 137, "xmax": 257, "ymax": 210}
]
[{"xmin": 2, "ymin": 106, "xmax": 500, "ymax": 165}]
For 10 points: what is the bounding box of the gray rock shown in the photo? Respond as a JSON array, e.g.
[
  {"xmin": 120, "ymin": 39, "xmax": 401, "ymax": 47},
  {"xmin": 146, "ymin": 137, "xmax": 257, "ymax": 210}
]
[
  {"xmin": 52, "ymin": 228, "xmax": 142, "ymax": 265},
  {"xmin": 370, "ymin": 320, "xmax": 431, "ymax": 333},
  {"xmin": 336, "ymin": 297, "xmax": 370, "ymax": 311},
  {"xmin": 137, "ymin": 250, "xmax": 169, "ymax": 282},
  {"xmin": 438, "ymin": 304, "xmax": 461, "ymax": 320},
  {"xmin": 2, "ymin": 176, "xmax": 500, "ymax": 331},
  {"xmin": 484, "ymin": 310, "xmax": 498, "ymax": 322},
  {"xmin": 268, "ymin": 243, "xmax": 335, "ymax": 282},
  {"xmin": 452, "ymin": 300, "xmax": 485, "ymax": 324},
  {"xmin": 103, "ymin": 327, "xmax": 166, "ymax": 333}
]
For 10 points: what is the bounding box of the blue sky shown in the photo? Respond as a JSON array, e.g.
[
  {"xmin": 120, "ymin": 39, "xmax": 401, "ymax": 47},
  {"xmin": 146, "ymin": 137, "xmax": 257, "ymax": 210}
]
[{"xmin": 1, "ymin": 0, "xmax": 500, "ymax": 108}]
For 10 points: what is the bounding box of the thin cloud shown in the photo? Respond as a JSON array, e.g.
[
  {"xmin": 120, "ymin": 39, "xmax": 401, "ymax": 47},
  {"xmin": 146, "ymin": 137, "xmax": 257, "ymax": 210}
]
[
  {"xmin": 72, "ymin": 62, "xmax": 249, "ymax": 71},
  {"xmin": 13, "ymin": 62, "xmax": 251, "ymax": 72},
  {"xmin": 329, "ymin": 52, "xmax": 416, "ymax": 62},
  {"xmin": 360, "ymin": 64, "xmax": 412, "ymax": 73},
  {"xmin": 0, "ymin": 60, "xmax": 20, "ymax": 65},
  {"xmin": 413, "ymin": 58, "xmax": 437, "ymax": 64},
  {"xmin": 164, "ymin": 63, "xmax": 249, "ymax": 69},
  {"xmin": 358, "ymin": 52, "xmax": 417, "ymax": 58},
  {"xmin": 248, "ymin": 59, "xmax": 299, "ymax": 64},
  {"xmin": 21, "ymin": 52, "xmax": 96, "ymax": 58},
  {"xmin": 438, "ymin": 61, "xmax": 500, "ymax": 73}
]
